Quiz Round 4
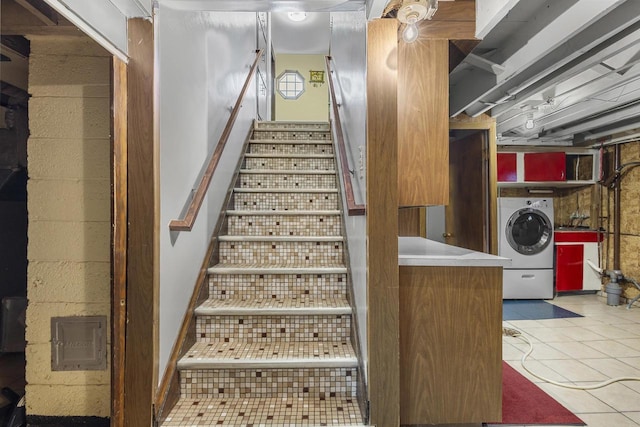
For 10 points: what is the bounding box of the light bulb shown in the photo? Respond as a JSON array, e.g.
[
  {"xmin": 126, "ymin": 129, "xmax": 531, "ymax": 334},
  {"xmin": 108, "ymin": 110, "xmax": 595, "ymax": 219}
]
[
  {"xmin": 287, "ymin": 12, "xmax": 307, "ymax": 22},
  {"xmin": 403, "ymin": 17, "xmax": 419, "ymax": 43}
]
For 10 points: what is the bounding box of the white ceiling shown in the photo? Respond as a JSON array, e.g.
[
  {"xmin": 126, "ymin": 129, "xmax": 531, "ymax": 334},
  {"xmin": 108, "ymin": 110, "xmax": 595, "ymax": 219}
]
[{"xmin": 271, "ymin": 12, "xmax": 332, "ymax": 55}]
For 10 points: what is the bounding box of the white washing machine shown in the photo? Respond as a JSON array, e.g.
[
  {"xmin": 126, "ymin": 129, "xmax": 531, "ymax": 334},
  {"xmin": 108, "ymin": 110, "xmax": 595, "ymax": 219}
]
[{"xmin": 498, "ymin": 197, "xmax": 554, "ymax": 299}]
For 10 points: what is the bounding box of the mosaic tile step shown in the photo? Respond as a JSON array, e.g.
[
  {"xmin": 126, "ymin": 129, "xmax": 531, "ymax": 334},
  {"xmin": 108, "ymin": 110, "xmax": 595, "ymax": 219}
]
[
  {"xmin": 233, "ymin": 192, "xmax": 338, "ymax": 211},
  {"xmin": 178, "ymin": 367, "xmax": 358, "ymax": 399},
  {"xmin": 234, "ymin": 188, "xmax": 338, "ymax": 194},
  {"xmin": 255, "ymin": 121, "xmax": 330, "ymax": 130},
  {"xmin": 245, "ymin": 153, "xmax": 334, "ymax": 159},
  {"xmin": 249, "ymin": 143, "xmax": 333, "ymax": 155},
  {"xmin": 218, "ymin": 240, "xmax": 344, "ymax": 265},
  {"xmin": 227, "ymin": 210, "xmax": 341, "ymax": 215},
  {"xmin": 195, "ymin": 297, "xmax": 351, "ymax": 316},
  {"xmin": 238, "ymin": 172, "xmax": 337, "ymax": 189},
  {"xmin": 245, "ymin": 156, "xmax": 335, "ymax": 171},
  {"xmin": 161, "ymin": 396, "xmax": 363, "ymax": 426},
  {"xmin": 208, "ymin": 264, "xmax": 347, "ymax": 275},
  {"xmin": 219, "ymin": 236, "xmax": 343, "ymax": 242},
  {"xmin": 239, "ymin": 169, "xmax": 336, "ymax": 175},
  {"xmin": 208, "ymin": 271, "xmax": 347, "ymax": 300},
  {"xmin": 251, "ymin": 131, "xmax": 332, "ymax": 141},
  {"xmin": 250, "ymin": 139, "xmax": 332, "ymax": 144},
  {"xmin": 178, "ymin": 341, "xmax": 357, "ymax": 369},
  {"xmin": 227, "ymin": 213, "xmax": 341, "ymax": 237},
  {"xmin": 195, "ymin": 313, "xmax": 351, "ymax": 342}
]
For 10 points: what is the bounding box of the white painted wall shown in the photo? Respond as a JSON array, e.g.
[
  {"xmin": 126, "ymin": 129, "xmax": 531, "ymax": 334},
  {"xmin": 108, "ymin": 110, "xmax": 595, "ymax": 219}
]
[
  {"xmin": 329, "ymin": 11, "xmax": 368, "ymax": 381},
  {"xmin": 157, "ymin": 6, "xmax": 258, "ymax": 378}
]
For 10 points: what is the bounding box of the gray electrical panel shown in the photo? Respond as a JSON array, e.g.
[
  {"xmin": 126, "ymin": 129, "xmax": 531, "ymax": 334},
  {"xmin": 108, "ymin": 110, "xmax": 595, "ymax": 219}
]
[{"xmin": 51, "ymin": 316, "xmax": 107, "ymax": 371}]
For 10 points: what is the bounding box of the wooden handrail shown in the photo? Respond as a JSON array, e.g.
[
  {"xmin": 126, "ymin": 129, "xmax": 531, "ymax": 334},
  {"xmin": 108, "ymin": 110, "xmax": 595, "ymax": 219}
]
[
  {"xmin": 169, "ymin": 50, "xmax": 264, "ymax": 231},
  {"xmin": 326, "ymin": 55, "xmax": 366, "ymax": 216}
]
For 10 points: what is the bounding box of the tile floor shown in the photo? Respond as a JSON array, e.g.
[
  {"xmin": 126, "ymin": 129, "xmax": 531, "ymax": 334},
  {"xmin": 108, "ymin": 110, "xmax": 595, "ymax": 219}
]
[{"xmin": 494, "ymin": 294, "xmax": 640, "ymax": 427}]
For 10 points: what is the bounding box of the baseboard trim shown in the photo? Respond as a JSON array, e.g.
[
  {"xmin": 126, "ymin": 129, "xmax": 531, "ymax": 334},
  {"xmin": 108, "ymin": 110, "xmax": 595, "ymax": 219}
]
[{"xmin": 27, "ymin": 415, "xmax": 109, "ymax": 427}]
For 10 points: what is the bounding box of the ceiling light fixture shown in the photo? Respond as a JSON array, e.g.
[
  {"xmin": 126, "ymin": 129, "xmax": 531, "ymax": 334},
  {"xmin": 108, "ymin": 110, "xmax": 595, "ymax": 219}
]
[
  {"xmin": 524, "ymin": 113, "xmax": 535, "ymax": 130},
  {"xmin": 287, "ymin": 12, "xmax": 307, "ymax": 22},
  {"xmin": 397, "ymin": 0, "xmax": 438, "ymax": 43}
]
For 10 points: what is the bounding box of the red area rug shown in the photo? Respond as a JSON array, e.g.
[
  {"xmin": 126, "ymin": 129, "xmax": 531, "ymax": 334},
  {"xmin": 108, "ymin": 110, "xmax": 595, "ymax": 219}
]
[{"xmin": 496, "ymin": 362, "xmax": 585, "ymax": 425}]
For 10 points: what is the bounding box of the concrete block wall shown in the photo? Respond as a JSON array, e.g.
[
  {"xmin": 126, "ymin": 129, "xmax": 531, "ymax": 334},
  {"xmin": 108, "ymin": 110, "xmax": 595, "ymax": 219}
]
[{"xmin": 26, "ymin": 35, "xmax": 111, "ymax": 417}]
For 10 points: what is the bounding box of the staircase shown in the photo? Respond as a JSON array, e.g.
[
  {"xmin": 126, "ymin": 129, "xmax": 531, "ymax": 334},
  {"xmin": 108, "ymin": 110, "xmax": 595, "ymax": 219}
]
[{"xmin": 162, "ymin": 121, "xmax": 364, "ymax": 426}]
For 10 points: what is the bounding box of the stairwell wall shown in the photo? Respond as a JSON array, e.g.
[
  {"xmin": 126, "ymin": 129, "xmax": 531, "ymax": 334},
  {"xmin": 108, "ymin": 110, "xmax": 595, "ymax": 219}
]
[
  {"xmin": 329, "ymin": 11, "xmax": 368, "ymax": 381},
  {"xmin": 157, "ymin": 7, "xmax": 258, "ymax": 378}
]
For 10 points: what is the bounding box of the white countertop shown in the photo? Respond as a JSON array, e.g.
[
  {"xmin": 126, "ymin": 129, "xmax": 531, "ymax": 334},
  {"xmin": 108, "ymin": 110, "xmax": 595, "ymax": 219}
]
[{"xmin": 398, "ymin": 237, "xmax": 512, "ymax": 267}]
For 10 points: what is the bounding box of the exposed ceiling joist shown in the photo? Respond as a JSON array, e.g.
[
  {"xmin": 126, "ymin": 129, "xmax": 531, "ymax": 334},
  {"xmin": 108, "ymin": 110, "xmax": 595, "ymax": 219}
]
[
  {"xmin": 0, "ymin": 81, "xmax": 29, "ymax": 108},
  {"xmin": 464, "ymin": 53, "xmax": 504, "ymax": 75},
  {"xmin": 450, "ymin": 0, "xmax": 638, "ymax": 117},
  {"xmin": 490, "ymin": 19, "xmax": 640, "ymax": 118},
  {"xmin": 539, "ymin": 101, "xmax": 640, "ymax": 140},
  {"xmin": 1, "ymin": 0, "xmax": 77, "ymax": 36},
  {"xmin": 15, "ymin": 0, "xmax": 58, "ymax": 25},
  {"xmin": 0, "ymin": 35, "xmax": 30, "ymax": 58},
  {"xmin": 517, "ymin": 71, "xmax": 640, "ymax": 133}
]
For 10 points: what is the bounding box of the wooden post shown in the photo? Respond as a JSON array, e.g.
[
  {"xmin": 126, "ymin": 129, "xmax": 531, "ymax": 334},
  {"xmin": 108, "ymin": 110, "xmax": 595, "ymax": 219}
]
[
  {"xmin": 124, "ymin": 18, "xmax": 157, "ymax": 427},
  {"xmin": 366, "ymin": 18, "xmax": 400, "ymax": 427}
]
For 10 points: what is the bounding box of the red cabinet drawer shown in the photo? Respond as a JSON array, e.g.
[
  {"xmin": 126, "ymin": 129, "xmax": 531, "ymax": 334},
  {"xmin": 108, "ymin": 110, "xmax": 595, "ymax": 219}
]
[
  {"xmin": 497, "ymin": 153, "xmax": 517, "ymax": 182},
  {"xmin": 556, "ymin": 244, "xmax": 583, "ymax": 292},
  {"xmin": 524, "ymin": 152, "xmax": 566, "ymax": 181}
]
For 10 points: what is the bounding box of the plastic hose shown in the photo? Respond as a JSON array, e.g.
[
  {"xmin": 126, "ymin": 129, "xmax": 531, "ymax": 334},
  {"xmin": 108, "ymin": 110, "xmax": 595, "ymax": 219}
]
[{"xmin": 503, "ymin": 327, "xmax": 640, "ymax": 390}]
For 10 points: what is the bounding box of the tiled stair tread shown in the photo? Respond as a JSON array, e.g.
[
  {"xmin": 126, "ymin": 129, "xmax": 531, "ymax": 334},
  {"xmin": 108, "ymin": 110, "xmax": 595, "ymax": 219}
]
[
  {"xmin": 227, "ymin": 210, "xmax": 341, "ymax": 216},
  {"xmin": 250, "ymin": 139, "xmax": 332, "ymax": 144},
  {"xmin": 178, "ymin": 341, "xmax": 357, "ymax": 368},
  {"xmin": 195, "ymin": 297, "xmax": 351, "ymax": 316},
  {"xmin": 239, "ymin": 169, "xmax": 336, "ymax": 175},
  {"xmin": 161, "ymin": 396, "xmax": 363, "ymax": 426},
  {"xmin": 245, "ymin": 153, "xmax": 335, "ymax": 159},
  {"xmin": 233, "ymin": 188, "xmax": 338, "ymax": 193},
  {"xmin": 208, "ymin": 263, "xmax": 347, "ymax": 275},
  {"xmin": 219, "ymin": 235, "xmax": 344, "ymax": 242}
]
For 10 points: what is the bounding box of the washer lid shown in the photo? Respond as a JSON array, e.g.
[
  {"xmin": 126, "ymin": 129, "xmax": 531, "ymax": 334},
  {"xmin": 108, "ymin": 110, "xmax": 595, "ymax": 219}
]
[{"xmin": 506, "ymin": 208, "xmax": 553, "ymax": 255}]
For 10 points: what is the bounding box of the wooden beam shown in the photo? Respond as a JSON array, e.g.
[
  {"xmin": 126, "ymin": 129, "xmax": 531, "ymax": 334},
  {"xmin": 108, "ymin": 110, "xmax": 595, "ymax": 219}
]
[
  {"xmin": 15, "ymin": 0, "xmax": 58, "ymax": 25},
  {"xmin": 124, "ymin": 18, "xmax": 156, "ymax": 427},
  {"xmin": 0, "ymin": 35, "xmax": 30, "ymax": 57},
  {"xmin": 366, "ymin": 18, "xmax": 400, "ymax": 427},
  {"xmin": 111, "ymin": 56, "xmax": 127, "ymax": 427},
  {"xmin": 0, "ymin": 81, "xmax": 29, "ymax": 107},
  {"xmin": 1, "ymin": 0, "xmax": 76, "ymax": 36}
]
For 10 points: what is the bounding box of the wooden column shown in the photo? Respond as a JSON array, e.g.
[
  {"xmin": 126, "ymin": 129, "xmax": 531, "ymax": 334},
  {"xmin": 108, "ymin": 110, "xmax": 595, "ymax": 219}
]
[
  {"xmin": 111, "ymin": 57, "xmax": 127, "ymax": 427},
  {"xmin": 124, "ymin": 18, "xmax": 157, "ymax": 427},
  {"xmin": 366, "ymin": 18, "xmax": 400, "ymax": 427}
]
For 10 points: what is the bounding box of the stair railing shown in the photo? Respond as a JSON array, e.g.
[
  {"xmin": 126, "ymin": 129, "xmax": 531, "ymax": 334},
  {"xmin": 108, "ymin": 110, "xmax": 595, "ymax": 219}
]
[
  {"xmin": 169, "ymin": 49, "xmax": 264, "ymax": 231},
  {"xmin": 325, "ymin": 55, "xmax": 366, "ymax": 216}
]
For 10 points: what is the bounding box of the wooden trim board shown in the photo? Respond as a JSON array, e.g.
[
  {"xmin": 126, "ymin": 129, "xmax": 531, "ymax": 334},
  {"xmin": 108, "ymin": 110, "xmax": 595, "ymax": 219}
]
[
  {"xmin": 450, "ymin": 114, "xmax": 499, "ymax": 254},
  {"xmin": 111, "ymin": 56, "xmax": 127, "ymax": 427}
]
